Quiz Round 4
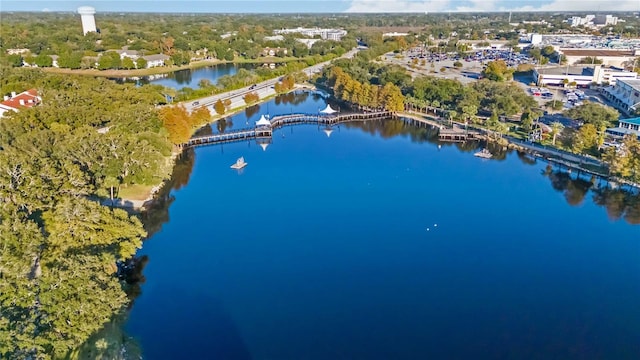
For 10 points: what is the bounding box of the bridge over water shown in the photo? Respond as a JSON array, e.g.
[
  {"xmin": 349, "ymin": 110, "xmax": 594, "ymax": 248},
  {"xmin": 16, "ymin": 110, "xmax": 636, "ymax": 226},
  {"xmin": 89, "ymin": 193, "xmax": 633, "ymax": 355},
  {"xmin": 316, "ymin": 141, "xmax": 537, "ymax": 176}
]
[
  {"xmin": 182, "ymin": 111, "xmax": 392, "ymax": 148},
  {"xmin": 180, "ymin": 111, "xmax": 467, "ymax": 148}
]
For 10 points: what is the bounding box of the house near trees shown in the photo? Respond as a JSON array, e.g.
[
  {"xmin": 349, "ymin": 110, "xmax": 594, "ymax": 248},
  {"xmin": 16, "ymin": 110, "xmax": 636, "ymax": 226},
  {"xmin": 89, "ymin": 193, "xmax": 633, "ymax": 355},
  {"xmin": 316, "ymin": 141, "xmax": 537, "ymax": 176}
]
[
  {"xmin": 262, "ymin": 47, "xmax": 288, "ymax": 56},
  {"xmin": 108, "ymin": 47, "xmax": 169, "ymax": 68},
  {"xmin": 0, "ymin": 89, "xmax": 41, "ymax": 118},
  {"xmin": 143, "ymin": 54, "xmax": 170, "ymax": 68},
  {"xmin": 114, "ymin": 47, "xmax": 140, "ymax": 60}
]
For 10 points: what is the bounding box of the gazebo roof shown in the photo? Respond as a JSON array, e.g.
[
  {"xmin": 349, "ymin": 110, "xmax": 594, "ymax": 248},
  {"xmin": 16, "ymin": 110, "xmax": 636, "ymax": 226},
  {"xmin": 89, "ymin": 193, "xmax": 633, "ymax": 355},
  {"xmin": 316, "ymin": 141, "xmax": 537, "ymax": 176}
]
[
  {"xmin": 256, "ymin": 115, "xmax": 271, "ymax": 126},
  {"xmin": 320, "ymin": 104, "xmax": 337, "ymax": 114}
]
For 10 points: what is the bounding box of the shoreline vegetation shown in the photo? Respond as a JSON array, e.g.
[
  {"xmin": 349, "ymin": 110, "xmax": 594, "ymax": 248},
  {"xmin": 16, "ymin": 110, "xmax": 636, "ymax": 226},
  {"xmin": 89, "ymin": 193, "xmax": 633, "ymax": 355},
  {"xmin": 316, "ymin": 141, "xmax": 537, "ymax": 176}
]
[
  {"xmin": 38, "ymin": 55, "xmax": 331, "ymax": 78},
  {"xmin": 0, "ymin": 67, "xmax": 174, "ymax": 358}
]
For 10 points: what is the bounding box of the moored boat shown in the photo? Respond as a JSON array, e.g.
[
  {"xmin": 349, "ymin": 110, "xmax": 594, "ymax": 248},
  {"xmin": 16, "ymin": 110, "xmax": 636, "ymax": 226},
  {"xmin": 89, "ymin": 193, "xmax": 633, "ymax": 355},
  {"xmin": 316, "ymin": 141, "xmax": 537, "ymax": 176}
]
[
  {"xmin": 474, "ymin": 148, "xmax": 493, "ymax": 159},
  {"xmin": 230, "ymin": 157, "xmax": 247, "ymax": 169}
]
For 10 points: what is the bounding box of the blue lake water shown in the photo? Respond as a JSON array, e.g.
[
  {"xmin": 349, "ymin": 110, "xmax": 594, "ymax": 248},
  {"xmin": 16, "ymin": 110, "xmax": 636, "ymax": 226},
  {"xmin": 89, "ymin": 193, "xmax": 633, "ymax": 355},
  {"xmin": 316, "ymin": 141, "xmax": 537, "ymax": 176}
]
[
  {"xmin": 126, "ymin": 93, "xmax": 640, "ymax": 359},
  {"xmin": 119, "ymin": 63, "xmax": 255, "ymax": 90}
]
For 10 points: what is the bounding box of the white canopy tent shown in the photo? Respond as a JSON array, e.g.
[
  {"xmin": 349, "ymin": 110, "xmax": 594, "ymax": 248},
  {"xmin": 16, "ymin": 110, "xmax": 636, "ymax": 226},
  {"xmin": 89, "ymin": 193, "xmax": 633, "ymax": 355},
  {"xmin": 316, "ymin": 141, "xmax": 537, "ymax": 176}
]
[
  {"xmin": 320, "ymin": 104, "xmax": 338, "ymax": 114},
  {"xmin": 255, "ymin": 115, "xmax": 271, "ymax": 127}
]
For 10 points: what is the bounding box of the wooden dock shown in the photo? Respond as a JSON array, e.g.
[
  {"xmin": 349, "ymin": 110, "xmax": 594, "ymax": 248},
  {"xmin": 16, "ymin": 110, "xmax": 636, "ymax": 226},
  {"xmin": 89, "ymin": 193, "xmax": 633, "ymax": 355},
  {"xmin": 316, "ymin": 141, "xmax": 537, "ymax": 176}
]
[
  {"xmin": 182, "ymin": 111, "xmax": 394, "ymax": 148},
  {"xmin": 438, "ymin": 128, "xmax": 479, "ymax": 142}
]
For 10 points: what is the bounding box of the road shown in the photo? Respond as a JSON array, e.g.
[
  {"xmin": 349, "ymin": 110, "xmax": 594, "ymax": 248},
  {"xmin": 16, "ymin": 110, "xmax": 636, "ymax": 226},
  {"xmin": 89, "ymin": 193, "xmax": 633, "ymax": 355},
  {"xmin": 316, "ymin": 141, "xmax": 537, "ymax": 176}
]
[{"xmin": 182, "ymin": 48, "xmax": 359, "ymax": 114}]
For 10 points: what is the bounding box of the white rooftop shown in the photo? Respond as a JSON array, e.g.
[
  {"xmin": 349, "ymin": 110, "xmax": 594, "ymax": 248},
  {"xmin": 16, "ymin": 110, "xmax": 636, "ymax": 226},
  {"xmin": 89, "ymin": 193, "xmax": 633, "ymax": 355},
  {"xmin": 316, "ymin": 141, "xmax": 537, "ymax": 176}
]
[
  {"xmin": 320, "ymin": 104, "xmax": 337, "ymax": 114},
  {"xmin": 256, "ymin": 115, "xmax": 271, "ymax": 126},
  {"xmin": 617, "ymin": 79, "xmax": 640, "ymax": 91}
]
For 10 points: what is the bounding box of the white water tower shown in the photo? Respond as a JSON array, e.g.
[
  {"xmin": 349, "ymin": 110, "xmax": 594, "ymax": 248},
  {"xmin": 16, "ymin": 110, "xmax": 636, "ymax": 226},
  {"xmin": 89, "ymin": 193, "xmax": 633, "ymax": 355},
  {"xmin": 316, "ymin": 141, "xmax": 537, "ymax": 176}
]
[{"xmin": 77, "ymin": 6, "xmax": 97, "ymax": 35}]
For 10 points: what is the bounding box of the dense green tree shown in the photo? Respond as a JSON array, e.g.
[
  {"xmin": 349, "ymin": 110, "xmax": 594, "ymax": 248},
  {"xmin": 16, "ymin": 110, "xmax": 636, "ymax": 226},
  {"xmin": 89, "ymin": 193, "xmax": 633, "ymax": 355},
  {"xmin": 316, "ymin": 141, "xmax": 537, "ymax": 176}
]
[
  {"xmin": 481, "ymin": 60, "xmax": 514, "ymax": 82},
  {"xmin": 135, "ymin": 57, "xmax": 148, "ymax": 69},
  {"xmin": 7, "ymin": 54, "xmax": 24, "ymax": 67},
  {"xmin": 97, "ymin": 52, "xmax": 122, "ymax": 70},
  {"xmin": 57, "ymin": 51, "xmax": 83, "ymax": 69},
  {"xmin": 171, "ymin": 50, "xmax": 190, "ymax": 66},
  {"xmin": 122, "ymin": 57, "xmax": 135, "ymax": 70},
  {"xmin": 0, "ymin": 67, "xmax": 171, "ymax": 358},
  {"xmin": 34, "ymin": 53, "xmax": 53, "ymax": 67},
  {"xmin": 564, "ymin": 102, "xmax": 619, "ymax": 130}
]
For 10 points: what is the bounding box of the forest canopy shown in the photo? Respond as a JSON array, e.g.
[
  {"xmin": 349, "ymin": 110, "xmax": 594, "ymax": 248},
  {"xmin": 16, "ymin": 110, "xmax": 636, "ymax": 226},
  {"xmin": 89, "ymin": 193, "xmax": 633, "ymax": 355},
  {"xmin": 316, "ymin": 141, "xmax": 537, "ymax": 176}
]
[{"xmin": 0, "ymin": 67, "xmax": 173, "ymax": 358}]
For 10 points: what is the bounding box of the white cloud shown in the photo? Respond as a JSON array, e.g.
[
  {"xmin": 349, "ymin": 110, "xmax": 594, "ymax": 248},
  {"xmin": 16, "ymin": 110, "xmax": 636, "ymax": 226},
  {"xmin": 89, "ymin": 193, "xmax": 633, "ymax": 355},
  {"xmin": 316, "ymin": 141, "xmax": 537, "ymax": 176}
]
[
  {"xmin": 345, "ymin": 0, "xmax": 452, "ymax": 13},
  {"xmin": 454, "ymin": 0, "xmax": 499, "ymax": 12},
  {"xmin": 345, "ymin": 0, "xmax": 640, "ymax": 12},
  {"xmin": 512, "ymin": 0, "xmax": 640, "ymax": 12}
]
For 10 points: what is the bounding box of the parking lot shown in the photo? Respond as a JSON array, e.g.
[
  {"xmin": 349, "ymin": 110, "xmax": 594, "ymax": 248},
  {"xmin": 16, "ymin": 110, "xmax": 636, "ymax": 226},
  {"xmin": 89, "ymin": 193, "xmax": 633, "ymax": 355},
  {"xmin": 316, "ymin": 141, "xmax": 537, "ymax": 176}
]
[
  {"xmin": 381, "ymin": 46, "xmax": 623, "ymax": 124},
  {"xmin": 382, "ymin": 53, "xmax": 483, "ymax": 84},
  {"xmin": 382, "ymin": 47, "xmax": 539, "ymax": 85}
]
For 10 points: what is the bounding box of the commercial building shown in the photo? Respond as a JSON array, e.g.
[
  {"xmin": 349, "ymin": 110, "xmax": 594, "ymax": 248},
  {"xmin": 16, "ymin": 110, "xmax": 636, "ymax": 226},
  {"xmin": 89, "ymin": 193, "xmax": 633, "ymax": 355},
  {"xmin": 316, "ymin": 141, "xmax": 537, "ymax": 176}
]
[
  {"xmin": 274, "ymin": 27, "xmax": 347, "ymax": 41},
  {"xmin": 606, "ymin": 117, "xmax": 640, "ymax": 140},
  {"xmin": 0, "ymin": 89, "xmax": 41, "ymax": 118},
  {"xmin": 524, "ymin": 34, "xmax": 640, "ymax": 60},
  {"xmin": 602, "ymin": 79, "xmax": 640, "ymax": 115},
  {"xmin": 559, "ymin": 49, "xmax": 639, "ymax": 68},
  {"xmin": 566, "ymin": 14, "xmax": 618, "ymax": 28},
  {"xmin": 533, "ymin": 65, "xmax": 638, "ymax": 87}
]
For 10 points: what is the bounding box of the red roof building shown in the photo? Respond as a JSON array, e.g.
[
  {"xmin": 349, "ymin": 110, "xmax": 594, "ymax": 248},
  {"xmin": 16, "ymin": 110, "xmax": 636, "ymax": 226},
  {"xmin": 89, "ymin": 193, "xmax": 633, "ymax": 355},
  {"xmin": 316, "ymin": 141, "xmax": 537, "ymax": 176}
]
[{"xmin": 0, "ymin": 89, "xmax": 41, "ymax": 117}]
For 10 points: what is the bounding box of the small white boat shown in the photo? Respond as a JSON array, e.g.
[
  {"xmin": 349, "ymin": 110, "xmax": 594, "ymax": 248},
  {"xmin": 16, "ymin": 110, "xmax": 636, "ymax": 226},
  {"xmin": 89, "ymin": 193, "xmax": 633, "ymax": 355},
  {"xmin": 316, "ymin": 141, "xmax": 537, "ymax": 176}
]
[
  {"xmin": 474, "ymin": 148, "xmax": 493, "ymax": 159},
  {"xmin": 230, "ymin": 157, "xmax": 247, "ymax": 169}
]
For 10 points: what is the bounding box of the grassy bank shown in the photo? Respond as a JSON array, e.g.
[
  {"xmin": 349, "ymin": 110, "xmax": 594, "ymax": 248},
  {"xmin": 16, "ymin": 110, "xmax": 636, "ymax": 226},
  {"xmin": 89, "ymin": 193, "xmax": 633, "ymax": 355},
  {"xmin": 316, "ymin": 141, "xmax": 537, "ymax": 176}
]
[
  {"xmin": 39, "ymin": 56, "xmax": 325, "ymax": 78},
  {"xmin": 41, "ymin": 59, "xmax": 222, "ymax": 77}
]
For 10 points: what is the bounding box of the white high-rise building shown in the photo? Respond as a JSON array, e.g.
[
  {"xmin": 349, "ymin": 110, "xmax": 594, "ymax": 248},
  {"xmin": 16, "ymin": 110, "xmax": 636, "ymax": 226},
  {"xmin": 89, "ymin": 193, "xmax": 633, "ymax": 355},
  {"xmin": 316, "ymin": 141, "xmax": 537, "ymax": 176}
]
[{"xmin": 77, "ymin": 6, "xmax": 97, "ymax": 35}]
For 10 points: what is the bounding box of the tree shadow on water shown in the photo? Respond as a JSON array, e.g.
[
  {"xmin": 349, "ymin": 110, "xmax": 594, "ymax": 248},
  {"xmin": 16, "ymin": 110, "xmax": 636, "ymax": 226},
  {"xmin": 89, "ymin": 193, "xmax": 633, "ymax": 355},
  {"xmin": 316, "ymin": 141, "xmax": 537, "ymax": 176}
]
[
  {"xmin": 130, "ymin": 287, "xmax": 252, "ymax": 360},
  {"xmin": 543, "ymin": 164, "xmax": 640, "ymax": 224}
]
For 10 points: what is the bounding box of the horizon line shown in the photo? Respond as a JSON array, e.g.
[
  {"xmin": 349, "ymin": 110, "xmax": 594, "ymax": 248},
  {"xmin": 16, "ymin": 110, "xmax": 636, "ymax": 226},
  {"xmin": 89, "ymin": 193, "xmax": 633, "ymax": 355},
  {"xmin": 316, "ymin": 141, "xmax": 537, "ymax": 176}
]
[{"xmin": 2, "ymin": 10, "xmax": 639, "ymax": 14}]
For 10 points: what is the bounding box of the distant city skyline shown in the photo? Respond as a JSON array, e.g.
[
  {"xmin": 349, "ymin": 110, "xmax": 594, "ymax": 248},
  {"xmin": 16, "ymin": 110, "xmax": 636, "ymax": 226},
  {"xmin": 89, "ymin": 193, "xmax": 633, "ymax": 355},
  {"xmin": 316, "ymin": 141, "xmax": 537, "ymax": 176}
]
[{"xmin": 1, "ymin": 0, "xmax": 639, "ymax": 13}]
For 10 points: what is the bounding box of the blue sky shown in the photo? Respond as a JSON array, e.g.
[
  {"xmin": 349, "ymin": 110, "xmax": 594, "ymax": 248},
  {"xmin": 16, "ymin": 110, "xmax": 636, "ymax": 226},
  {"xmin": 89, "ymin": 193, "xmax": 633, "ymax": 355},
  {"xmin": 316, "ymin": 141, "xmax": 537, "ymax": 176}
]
[{"xmin": 1, "ymin": 0, "xmax": 638, "ymax": 13}]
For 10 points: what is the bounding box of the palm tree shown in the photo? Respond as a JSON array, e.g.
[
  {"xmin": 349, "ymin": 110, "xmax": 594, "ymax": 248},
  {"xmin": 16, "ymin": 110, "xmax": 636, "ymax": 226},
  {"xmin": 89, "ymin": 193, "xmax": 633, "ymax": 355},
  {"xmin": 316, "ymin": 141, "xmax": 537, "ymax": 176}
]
[
  {"xmin": 447, "ymin": 110, "xmax": 457, "ymax": 126},
  {"xmin": 496, "ymin": 122, "xmax": 510, "ymax": 139},
  {"xmin": 550, "ymin": 122, "xmax": 565, "ymax": 145},
  {"xmin": 431, "ymin": 100, "xmax": 441, "ymax": 116}
]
